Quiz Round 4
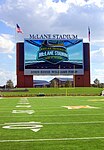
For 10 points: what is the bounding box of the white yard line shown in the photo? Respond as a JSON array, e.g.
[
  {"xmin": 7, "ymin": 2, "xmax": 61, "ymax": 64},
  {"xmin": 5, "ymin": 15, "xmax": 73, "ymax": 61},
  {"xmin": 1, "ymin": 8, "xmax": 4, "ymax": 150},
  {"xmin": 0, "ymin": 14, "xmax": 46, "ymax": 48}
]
[
  {"xmin": 16, "ymin": 105, "xmax": 31, "ymax": 108},
  {"xmin": 12, "ymin": 110, "xmax": 34, "ymax": 114},
  {"xmin": 18, "ymin": 102, "xmax": 30, "ymax": 105},
  {"xmin": 0, "ymin": 113, "xmax": 104, "ymax": 116},
  {"xmin": 0, "ymin": 137, "xmax": 104, "ymax": 143},
  {"xmin": 0, "ymin": 114, "xmax": 104, "ymax": 118},
  {"xmin": 32, "ymin": 114, "xmax": 104, "ymax": 117},
  {"xmin": 0, "ymin": 116, "xmax": 33, "ymax": 118},
  {"xmin": 42, "ymin": 121, "xmax": 104, "ymax": 125},
  {"xmin": 0, "ymin": 121, "xmax": 104, "ymax": 126}
]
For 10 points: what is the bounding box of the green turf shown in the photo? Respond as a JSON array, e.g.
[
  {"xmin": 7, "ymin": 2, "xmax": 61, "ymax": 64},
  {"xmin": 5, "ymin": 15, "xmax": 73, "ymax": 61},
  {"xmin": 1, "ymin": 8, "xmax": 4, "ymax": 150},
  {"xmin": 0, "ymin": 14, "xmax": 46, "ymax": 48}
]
[
  {"xmin": 0, "ymin": 87, "xmax": 103, "ymax": 96},
  {"xmin": 0, "ymin": 96, "xmax": 104, "ymax": 149}
]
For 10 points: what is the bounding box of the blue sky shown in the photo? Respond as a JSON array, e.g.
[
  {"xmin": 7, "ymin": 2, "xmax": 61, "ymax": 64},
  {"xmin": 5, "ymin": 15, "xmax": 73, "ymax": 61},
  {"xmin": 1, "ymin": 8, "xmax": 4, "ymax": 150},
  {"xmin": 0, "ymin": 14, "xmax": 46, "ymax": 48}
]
[{"xmin": 0, "ymin": 0, "xmax": 104, "ymax": 85}]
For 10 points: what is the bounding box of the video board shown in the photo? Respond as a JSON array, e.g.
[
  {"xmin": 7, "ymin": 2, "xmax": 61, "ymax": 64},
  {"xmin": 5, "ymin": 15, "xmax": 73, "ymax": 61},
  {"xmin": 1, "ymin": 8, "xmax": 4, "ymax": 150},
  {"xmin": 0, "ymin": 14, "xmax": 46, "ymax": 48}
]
[{"xmin": 24, "ymin": 39, "xmax": 84, "ymax": 75}]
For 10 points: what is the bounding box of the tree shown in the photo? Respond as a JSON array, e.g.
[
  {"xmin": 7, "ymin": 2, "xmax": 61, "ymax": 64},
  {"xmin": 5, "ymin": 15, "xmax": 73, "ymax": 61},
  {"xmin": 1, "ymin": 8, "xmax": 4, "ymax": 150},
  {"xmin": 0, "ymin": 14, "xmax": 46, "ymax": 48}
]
[
  {"xmin": 50, "ymin": 79, "xmax": 58, "ymax": 87},
  {"xmin": 99, "ymin": 83, "xmax": 104, "ymax": 88},
  {"xmin": 65, "ymin": 80, "xmax": 72, "ymax": 87},
  {"xmin": 6, "ymin": 80, "xmax": 14, "ymax": 88},
  {"xmin": 93, "ymin": 78, "xmax": 100, "ymax": 87}
]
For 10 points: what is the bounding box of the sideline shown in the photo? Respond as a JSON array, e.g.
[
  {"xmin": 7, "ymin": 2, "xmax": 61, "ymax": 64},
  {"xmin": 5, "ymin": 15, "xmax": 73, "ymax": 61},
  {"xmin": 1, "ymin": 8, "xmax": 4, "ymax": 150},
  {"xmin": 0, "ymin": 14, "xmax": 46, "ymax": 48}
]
[{"xmin": 0, "ymin": 137, "xmax": 104, "ymax": 143}]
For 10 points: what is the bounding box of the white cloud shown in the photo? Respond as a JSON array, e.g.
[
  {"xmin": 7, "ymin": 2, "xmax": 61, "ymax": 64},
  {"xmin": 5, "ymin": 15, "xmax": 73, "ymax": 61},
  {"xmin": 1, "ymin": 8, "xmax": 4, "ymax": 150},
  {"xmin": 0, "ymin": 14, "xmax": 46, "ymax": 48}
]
[
  {"xmin": 87, "ymin": 0, "xmax": 104, "ymax": 7},
  {"xmin": 46, "ymin": 0, "xmax": 69, "ymax": 13},
  {"xmin": 0, "ymin": 69, "xmax": 16, "ymax": 86},
  {"xmin": 0, "ymin": 0, "xmax": 104, "ymax": 84},
  {"xmin": 91, "ymin": 68, "xmax": 104, "ymax": 83},
  {"xmin": 8, "ymin": 54, "xmax": 13, "ymax": 59},
  {"xmin": 0, "ymin": 0, "xmax": 104, "ymax": 39},
  {"xmin": 90, "ymin": 47, "xmax": 104, "ymax": 83},
  {"xmin": 91, "ymin": 48, "xmax": 104, "ymax": 63},
  {"xmin": 52, "ymin": 0, "xmax": 104, "ymax": 8},
  {"xmin": 91, "ymin": 40, "xmax": 104, "ymax": 47},
  {"xmin": 0, "ymin": 34, "xmax": 15, "ymax": 53}
]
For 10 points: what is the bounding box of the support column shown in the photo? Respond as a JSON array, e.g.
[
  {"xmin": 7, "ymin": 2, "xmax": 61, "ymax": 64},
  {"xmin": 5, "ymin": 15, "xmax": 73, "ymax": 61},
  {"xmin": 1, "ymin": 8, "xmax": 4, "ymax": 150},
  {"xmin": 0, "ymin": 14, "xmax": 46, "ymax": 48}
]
[
  {"xmin": 73, "ymin": 43, "xmax": 90, "ymax": 87},
  {"xmin": 16, "ymin": 43, "xmax": 33, "ymax": 88}
]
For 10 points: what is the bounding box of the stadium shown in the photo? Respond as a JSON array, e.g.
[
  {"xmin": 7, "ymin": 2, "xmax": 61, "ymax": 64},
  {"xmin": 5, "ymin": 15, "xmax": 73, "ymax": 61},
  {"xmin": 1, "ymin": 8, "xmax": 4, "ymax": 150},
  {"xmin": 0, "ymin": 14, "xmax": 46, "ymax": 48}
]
[{"xmin": 0, "ymin": 35, "xmax": 104, "ymax": 150}]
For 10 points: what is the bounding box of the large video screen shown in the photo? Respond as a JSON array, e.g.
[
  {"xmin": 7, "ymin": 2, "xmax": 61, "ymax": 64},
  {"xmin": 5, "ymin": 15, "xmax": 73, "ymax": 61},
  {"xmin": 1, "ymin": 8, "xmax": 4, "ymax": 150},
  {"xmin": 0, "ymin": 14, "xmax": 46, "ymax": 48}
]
[{"xmin": 24, "ymin": 39, "xmax": 84, "ymax": 75}]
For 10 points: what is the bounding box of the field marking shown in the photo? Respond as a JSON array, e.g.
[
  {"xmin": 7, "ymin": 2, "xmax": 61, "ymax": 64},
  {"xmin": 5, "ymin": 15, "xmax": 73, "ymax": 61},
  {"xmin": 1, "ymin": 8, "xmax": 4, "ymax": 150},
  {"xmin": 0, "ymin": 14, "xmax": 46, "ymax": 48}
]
[
  {"xmin": 2, "ymin": 122, "xmax": 43, "ymax": 132},
  {"xmin": 32, "ymin": 114, "xmax": 104, "ymax": 117},
  {"xmin": 18, "ymin": 98, "xmax": 29, "ymax": 104},
  {"xmin": 20, "ymin": 98, "xmax": 28, "ymax": 100},
  {"xmin": 0, "ymin": 137, "xmax": 104, "ymax": 143},
  {"xmin": 2, "ymin": 121, "xmax": 104, "ymax": 125},
  {"xmin": 0, "ymin": 113, "xmax": 104, "ymax": 118},
  {"xmin": 28, "ymin": 96, "xmax": 80, "ymax": 99},
  {"xmin": 12, "ymin": 110, "xmax": 34, "ymax": 114},
  {"xmin": 42, "ymin": 121, "xmax": 104, "ymax": 125},
  {"xmin": 16, "ymin": 105, "xmax": 31, "ymax": 108},
  {"xmin": 62, "ymin": 105, "xmax": 99, "ymax": 109},
  {"xmin": 17, "ymin": 103, "xmax": 30, "ymax": 104},
  {"xmin": 0, "ymin": 121, "xmax": 104, "ymax": 127},
  {"xmin": 88, "ymin": 99, "xmax": 104, "ymax": 102},
  {"xmin": 0, "ymin": 113, "xmax": 104, "ymax": 116},
  {"xmin": 0, "ymin": 116, "xmax": 34, "ymax": 118}
]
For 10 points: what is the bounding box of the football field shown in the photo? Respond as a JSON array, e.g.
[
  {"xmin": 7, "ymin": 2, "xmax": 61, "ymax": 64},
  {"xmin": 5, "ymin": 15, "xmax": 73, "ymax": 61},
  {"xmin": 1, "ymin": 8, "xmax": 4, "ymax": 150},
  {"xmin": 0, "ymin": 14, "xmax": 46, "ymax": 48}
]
[{"xmin": 0, "ymin": 96, "xmax": 104, "ymax": 150}]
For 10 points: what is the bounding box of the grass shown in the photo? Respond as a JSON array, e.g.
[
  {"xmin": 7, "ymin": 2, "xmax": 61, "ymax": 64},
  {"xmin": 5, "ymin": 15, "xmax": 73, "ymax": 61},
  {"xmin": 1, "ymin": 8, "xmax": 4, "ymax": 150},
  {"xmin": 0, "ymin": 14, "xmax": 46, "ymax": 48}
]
[
  {"xmin": 0, "ymin": 87, "xmax": 103, "ymax": 96},
  {"xmin": 0, "ymin": 96, "xmax": 104, "ymax": 149}
]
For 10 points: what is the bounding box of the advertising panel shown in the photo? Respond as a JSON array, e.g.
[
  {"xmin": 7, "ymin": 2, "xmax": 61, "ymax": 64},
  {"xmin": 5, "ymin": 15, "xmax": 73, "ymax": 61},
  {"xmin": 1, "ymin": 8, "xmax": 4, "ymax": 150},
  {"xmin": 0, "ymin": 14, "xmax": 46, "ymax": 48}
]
[{"xmin": 24, "ymin": 39, "xmax": 84, "ymax": 75}]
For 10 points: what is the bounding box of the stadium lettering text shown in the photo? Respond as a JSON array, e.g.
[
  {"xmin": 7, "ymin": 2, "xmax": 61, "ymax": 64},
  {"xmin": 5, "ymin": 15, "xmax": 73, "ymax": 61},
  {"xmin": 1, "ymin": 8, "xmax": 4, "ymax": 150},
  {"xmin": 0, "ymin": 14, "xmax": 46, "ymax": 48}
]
[
  {"xmin": 38, "ymin": 50, "xmax": 67, "ymax": 58},
  {"xmin": 29, "ymin": 34, "xmax": 78, "ymax": 40}
]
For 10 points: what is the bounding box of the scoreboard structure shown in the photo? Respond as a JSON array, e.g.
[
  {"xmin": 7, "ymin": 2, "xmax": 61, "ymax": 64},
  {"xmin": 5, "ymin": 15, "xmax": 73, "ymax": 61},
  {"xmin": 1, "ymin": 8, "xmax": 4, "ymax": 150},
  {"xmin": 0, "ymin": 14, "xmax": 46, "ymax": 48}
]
[{"xmin": 16, "ymin": 38, "xmax": 90, "ymax": 87}]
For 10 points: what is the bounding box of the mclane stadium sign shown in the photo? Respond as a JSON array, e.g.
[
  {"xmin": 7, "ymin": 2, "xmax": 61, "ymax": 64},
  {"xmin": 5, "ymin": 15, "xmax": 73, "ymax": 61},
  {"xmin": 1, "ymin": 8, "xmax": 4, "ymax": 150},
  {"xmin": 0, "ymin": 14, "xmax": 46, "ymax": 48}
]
[{"xmin": 29, "ymin": 34, "xmax": 78, "ymax": 40}]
